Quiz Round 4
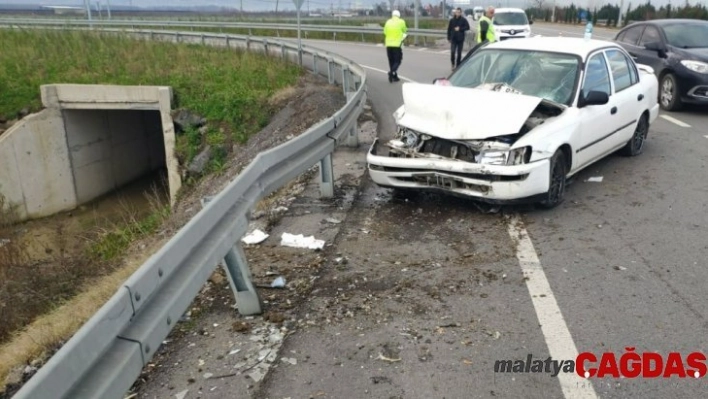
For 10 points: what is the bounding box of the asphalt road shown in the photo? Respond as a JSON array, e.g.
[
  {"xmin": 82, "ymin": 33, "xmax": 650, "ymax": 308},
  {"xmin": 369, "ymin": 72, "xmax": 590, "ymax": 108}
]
[{"xmin": 259, "ymin": 33, "xmax": 708, "ymax": 398}]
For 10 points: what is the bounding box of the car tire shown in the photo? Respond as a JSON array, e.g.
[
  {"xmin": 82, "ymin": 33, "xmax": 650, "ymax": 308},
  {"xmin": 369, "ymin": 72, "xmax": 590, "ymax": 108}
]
[
  {"xmin": 659, "ymin": 73, "xmax": 683, "ymax": 111},
  {"xmin": 537, "ymin": 150, "xmax": 567, "ymax": 209},
  {"xmin": 620, "ymin": 114, "xmax": 648, "ymax": 157}
]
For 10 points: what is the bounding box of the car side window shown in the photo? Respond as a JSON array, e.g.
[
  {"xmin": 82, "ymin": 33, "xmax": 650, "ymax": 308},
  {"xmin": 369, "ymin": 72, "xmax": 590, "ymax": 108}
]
[
  {"xmin": 581, "ymin": 53, "xmax": 611, "ymax": 99},
  {"xmin": 620, "ymin": 26, "xmax": 644, "ymax": 46},
  {"xmin": 639, "ymin": 26, "xmax": 661, "ymax": 46},
  {"xmin": 606, "ymin": 49, "xmax": 637, "ymax": 92}
]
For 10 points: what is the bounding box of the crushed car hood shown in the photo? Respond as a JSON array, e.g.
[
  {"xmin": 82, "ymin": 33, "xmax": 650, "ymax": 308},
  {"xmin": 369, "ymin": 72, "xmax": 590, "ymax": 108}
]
[{"xmin": 397, "ymin": 83, "xmax": 545, "ymax": 140}]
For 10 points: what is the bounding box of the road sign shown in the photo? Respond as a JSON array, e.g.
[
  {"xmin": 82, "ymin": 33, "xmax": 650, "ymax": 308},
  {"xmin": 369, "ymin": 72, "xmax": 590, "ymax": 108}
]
[{"xmin": 293, "ymin": 0, "xmax": 305, "ymax": 10}]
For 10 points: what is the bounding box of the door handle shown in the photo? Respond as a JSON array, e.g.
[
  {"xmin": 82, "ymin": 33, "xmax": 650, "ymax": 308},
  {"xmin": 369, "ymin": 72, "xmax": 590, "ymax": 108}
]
[
  {"xmin": 638, "ymin": 94, "xmax": 644, "ymax": 101},
  {"xmin": 611, "ymin": 106, "xmax": 617, "ymax": 114}
]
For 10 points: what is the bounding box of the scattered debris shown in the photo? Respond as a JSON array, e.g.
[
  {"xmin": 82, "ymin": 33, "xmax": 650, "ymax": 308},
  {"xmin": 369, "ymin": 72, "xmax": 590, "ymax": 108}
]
[
  {"xmin": 271, "ymin": 276, "xmax": 287, "ymax": 288},
  {"xmin": 0, "ymin": 238, "xmax": 10, "ymax": 248},
  {"xmin": 175, "ymin": 389, "xmax": 189, "ymax": 399},
  {"xmin": 280, "ymin": 232, "xmax": 325, "ymax": 250},
  {"xmin": 203, "ymin": 372, "xmax": 214, "ymax": 379},
  {"xmin": 281, "ymin": 357, "xmax": 298, "ymax": 365},
  {"xmin": 232, "ymin": 321, "xmax": 252, "ymax": 333},
  {"xmin": 613, "ymin": 266, "xmax": 627, "ymax": 271},
  {"xmin": 242, "ymin": 229, "xmax": 269, "ymax": 245},
  {"xmin": 586, "ymin": 176, "xmax": 604, "ymax": 182},
  {"xmin": 377, "ymin": 353, "xmax": 402, "ymax": 363},
  {"xmin": 229, "ymin": 349, "xmax": 241, "ymax": 355},
  {"xmin": 325, "ymin": 217, "xmax": 342, "ymax": 224},
  {"xmin": 264, "ymin": 311, "xmax": 286, "ymax": 324}
]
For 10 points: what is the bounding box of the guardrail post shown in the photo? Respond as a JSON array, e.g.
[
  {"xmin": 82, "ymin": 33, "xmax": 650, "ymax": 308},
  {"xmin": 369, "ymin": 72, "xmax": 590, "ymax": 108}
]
[
  {"xmin": 201, "ymin": 197, "xmax": 262, "ymax": 316},
  {"xmin": 313, "ymin": 54, "xmax": 319, "ymax": 75},
  {"xmin": 333, "ymin": 32, "xmax": 336, "ymax": 41},
  {"xmin": 175, "ymin": 33, "xmax": 180, "ymax": 43},
  {"xmin": 327, "ymin": 58, "xmax": 334, "ymax": 85},
  {"xmin": 201, "ymin": 34, "xmax": 205, "ymax": 45},
  {"xmin": 264, "ymin": 39, "xmax": 269, "ymax": 56},
  {"xmin": 341, "ymin": 66, "xmax": 350, "ymax": 95},
  {"xmin": 225, "ymin": 35, "xmax": 229, "ymax": 48},
  {"xmin": 319, "ymin": 154, "xmax": 334, "ymax": 198},
  {"xmin": 281, "ymin": 46, "xmax": 287, "ymax": 60},
  {"xmin": 347, "ymin": 124, "xmax": 359, "ymax": 147},
  {"xmin": 246, "ymin": 36, "xmax": 251, "ymax": 50}
]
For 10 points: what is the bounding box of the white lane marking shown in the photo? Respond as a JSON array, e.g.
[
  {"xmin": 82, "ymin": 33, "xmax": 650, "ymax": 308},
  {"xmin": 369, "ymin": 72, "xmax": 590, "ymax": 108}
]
[
  {"xmin": 660, "ymin": 114, "xmax": 692, "ymax": 128},
  {"xmin": 507, "ymin": 215, "xmax": 598, "ymax": 399},
  {"xmin": 417, "ymin": 47, "xmax": 428, "ymax": 51},
  {"xmin": 359, "ymin": 64, "xmax": 415, "ymax": 82}
]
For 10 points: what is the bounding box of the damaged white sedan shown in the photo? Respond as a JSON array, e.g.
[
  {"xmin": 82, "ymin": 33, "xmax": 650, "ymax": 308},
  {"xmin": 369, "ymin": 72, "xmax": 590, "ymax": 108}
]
[{"xmin": 367, "ymin": 37, "xmax": 660, "ymax": 208}]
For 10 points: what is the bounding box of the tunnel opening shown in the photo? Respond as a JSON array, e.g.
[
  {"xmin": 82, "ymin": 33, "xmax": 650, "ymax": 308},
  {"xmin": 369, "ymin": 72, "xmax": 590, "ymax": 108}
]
[{"xmin": 62, "ymin": 109, "xmax": 170, "ymax": 208}]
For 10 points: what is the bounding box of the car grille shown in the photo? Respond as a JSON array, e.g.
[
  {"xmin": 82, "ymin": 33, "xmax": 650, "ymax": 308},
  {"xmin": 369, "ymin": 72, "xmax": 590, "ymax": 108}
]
[{"xmin": 418, "ymin": 136, "xmax": 478, "ymax": 162}]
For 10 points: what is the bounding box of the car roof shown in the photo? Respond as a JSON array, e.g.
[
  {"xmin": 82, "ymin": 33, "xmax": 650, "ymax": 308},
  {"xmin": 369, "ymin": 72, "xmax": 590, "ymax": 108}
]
[
  {"xmin": 494, "ymin": 7, "xmax": 526, "ymax": 13},
  {"xmin": 485, "ymin": 37, "xmax": 620, "ymax": 58},
  {"xmin": 625, "ymin": 18, "xmax": 708, "ymax": 27}
]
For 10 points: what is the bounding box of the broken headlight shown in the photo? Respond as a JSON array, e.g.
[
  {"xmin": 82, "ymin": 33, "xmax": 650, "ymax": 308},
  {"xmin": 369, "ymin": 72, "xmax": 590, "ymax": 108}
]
[{"xmin": 478, "ymin": 146, "xmax": 531, "ymax": 165}]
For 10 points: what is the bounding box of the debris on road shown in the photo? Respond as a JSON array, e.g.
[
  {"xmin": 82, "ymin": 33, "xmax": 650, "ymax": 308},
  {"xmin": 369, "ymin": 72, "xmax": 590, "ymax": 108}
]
[
  {"xmin": 280, "ymin": 232, "xmax": 325, "ymax": 250},
  {"xmin": 174, "ymin": 389, "xmax": 189, "ymax": 399},
  {"xmin": 325, "ymin": 217, "xmax": 342, "ymax": 224},
  {"xmin": 586, "ymin": 176, "xmax": 604, "ymax": 182},
  {"xmin": 377, "ymin": 353, "xmax": 401, "ymax": 362},
  {"xmin": 270, "ymin": 276, "xmax": 287, "ymax": 288},
  {"xmin": 613, "ymin": 266, "xmax": 627, "ymax": 271},
  {"xmin": 242, "ymin": 229, "xmax": 269, "ymax": 245},
  {"xmin": 0, "ymin": 238, "xmax": 10, "ymax": 247}
]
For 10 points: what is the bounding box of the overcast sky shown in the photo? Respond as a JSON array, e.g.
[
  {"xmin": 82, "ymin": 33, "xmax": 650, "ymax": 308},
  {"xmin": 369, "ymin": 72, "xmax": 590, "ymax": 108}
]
[{"xmin": 1, "ymin": 0, "xmax": 699, "ymax": 11}]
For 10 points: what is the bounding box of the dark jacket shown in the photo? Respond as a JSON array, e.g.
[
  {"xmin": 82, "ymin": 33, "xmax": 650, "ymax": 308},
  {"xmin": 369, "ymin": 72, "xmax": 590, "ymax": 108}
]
[{"xmin": 447, "ymin": 15, "xmax": 470, "ymax": 42}]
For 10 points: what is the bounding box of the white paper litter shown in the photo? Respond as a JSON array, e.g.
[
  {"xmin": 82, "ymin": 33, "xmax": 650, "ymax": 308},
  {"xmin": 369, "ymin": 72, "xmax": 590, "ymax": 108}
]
[
  {"xmin": 587, "ymin": 176, "xmax": 603, "ymax": 182},
  {"xmin": 280, "ymin": 232, "xmax": 325, "ymax": 250},
  {"xmin": 242, "ymin": 229, "xmax": 269, "ymax": 245},
  {"xmin": 0, "ymin": 239, "xmax": 9, "ymax": 248},
  {"xmin": 175, "ymin": 390, "xmax": 189, "ymax": 399}
]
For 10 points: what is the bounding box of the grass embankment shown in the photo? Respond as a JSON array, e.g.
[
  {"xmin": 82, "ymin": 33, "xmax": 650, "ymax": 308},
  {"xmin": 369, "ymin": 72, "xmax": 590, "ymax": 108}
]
[{"xmin": 0, "ymin": 28, "xmax": 300, "ymax": 390}]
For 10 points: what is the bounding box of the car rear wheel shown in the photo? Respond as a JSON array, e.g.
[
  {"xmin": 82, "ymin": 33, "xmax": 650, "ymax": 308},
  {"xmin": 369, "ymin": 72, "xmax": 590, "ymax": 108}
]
[
  {"xmin": 659, "ymin": 73, "xmax": 683, "ymax": 111},
  {"xmin": 620, "ymin": 113, "xmax": 648, "ymax": 156},
  {"xmin": 537, "ymin": 150, "xmax": 566, "ymax": 209}
]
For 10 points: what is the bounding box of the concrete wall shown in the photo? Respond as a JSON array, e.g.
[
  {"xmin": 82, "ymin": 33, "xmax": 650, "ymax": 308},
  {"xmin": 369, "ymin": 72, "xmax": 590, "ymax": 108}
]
[
  {"xmin": 0, "ymin": 84, "xmax": 180, "ymax": 222},
  {"xmin": 0, "ymin": 109, "xmax": 76, "ymax": 219},
  {"xmin": 64, "ymin": 110, "xmax": 166, "ymax": 204}
]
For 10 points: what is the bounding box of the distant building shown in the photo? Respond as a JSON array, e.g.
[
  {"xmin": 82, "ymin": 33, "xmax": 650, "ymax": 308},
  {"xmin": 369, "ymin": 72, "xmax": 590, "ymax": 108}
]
[{"xmin": 41, "ymin": 6, "xmax": 86, "ymax": 15}]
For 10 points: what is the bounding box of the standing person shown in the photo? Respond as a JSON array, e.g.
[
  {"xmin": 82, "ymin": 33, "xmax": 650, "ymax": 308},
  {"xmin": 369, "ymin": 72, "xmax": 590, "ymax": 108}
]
[
  {"xmin": 383, "ymin": 10, "xmax": 407, "ymax": 83},
  {"xmin": 476, "ymin": 6, "xmax": 497, "ymax": 44},
  {"xmin": 447, "ymin": 7, "xmax": 470, "ymax": 70}
]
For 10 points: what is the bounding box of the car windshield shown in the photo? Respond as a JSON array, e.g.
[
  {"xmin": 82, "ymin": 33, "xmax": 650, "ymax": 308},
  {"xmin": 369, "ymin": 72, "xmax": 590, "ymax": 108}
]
[
  {"xmin": 447, "ymin": 49, "xmax": 579, "ymax": 105},
  {"xmin": 663, "ymin": 23, "xmax": 708, "ymax": 48},
  {"xmin": 493, "ymin": 12, "xmax": 528, "ymax": 26}
]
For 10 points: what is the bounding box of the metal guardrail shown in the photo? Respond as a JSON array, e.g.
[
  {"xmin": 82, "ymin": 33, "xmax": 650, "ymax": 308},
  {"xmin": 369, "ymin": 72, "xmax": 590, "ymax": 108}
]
[
  {"xmin": 6, "ymin": 26, "xmax": 367, "ymax": 399},
  {"xmin": 0, "ymin": 17, "xmax": 448, "ymax": 38}
]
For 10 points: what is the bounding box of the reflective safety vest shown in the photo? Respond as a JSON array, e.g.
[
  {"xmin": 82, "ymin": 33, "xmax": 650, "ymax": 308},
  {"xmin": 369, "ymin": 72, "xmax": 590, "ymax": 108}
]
[
  {"xmin": 476, "ymin": 15, "xmax": 497, "ymax": 43},
  {"xmin": 384, "ymin": 17, "xmax": 408, "ymax": 47}
]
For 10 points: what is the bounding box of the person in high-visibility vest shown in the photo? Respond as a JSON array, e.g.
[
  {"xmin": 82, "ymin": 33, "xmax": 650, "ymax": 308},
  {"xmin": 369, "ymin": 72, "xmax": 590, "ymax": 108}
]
[
  {"xmin": 383, "ymin": 10, "xmax": 408, "ymax": 83},
  {"xmin": 476, "ymin": 6, "xmax": 497, "ymax": 43}
]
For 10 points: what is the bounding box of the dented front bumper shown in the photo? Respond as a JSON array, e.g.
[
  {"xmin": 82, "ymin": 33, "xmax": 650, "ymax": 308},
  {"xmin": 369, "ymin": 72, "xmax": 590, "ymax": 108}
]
[{"xmin": 366, "ymin": 139, "xmax": 551, "ymax": 203}]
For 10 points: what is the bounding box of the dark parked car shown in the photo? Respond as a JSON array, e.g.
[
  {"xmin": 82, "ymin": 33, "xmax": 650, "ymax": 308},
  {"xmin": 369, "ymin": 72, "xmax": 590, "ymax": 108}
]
[{"xmin": 612, "ymin": 19, "xmax": 708, "ymax": 111}]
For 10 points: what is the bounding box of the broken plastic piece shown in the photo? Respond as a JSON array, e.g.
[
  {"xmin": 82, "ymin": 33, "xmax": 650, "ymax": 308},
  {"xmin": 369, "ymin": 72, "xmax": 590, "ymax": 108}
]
[
  {"xmin": 242, "ymin": 229, "xmax": 269, "ymax": 245},
  {"xmin": 587, "ymin": 176, "xmax": 603, "ymax": 182},
  {"xmin": 280, "ymin": 232, "xmax": 325, "ymax": 250},
  {"xmin": 271, "ymin": 276, "xmax": 286, "ymax": 288}
]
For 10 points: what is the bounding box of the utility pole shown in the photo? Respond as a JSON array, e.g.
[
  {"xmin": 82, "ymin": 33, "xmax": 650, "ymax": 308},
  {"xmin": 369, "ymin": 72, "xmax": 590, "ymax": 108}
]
[
  {"xmin": 617, "ymin": 0, "xmax": 625, "ymax": 27},
  {"xmin": 84, "ymin": 0, "xmax": 93, "ymax": 26},
  {"xmin": 106, "ymin": 0, "xmax": 111, "ymax": 19},
  {"xmin": 96, "ymin": 1, "xmax": 102, "ymax": 20},
  {"xmin": 414, "ymin": 0, "xmax": 419, "ymax": 45}
]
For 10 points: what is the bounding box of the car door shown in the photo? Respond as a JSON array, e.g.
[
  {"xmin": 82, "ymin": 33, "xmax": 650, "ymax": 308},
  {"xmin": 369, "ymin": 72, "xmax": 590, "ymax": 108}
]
[
  {"xmin": 576, "ymin": 51, "xmax": 619, "ymax": 169},
  {"xmin": 604, "ymin": 48, "xmax": 644, "ymax": 149},
  {"xmin": 633, "ymin": 25, "xmax": 666, "ymax": 73}
]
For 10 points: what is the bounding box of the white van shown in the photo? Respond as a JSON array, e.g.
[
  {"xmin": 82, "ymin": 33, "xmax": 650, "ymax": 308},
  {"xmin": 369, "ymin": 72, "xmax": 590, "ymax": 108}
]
[{"xmin": 492, "ymin": 8, "xmax": 532, "ymax": 40}]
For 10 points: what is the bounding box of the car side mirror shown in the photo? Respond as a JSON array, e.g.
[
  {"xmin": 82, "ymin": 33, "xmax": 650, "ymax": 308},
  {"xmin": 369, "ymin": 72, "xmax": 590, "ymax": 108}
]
[
  {"xmin": 579, "ymin": 90, "xmax": 609, "ymax": 107},
  {"xmin": 644, "ymin": 41, "xmax": 663, "ymax": 51}
]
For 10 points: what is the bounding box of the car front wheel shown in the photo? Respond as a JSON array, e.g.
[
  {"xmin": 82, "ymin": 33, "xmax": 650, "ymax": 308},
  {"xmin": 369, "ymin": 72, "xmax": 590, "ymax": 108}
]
[
  {"xmin": 659, "ymin": 73, "xmax": 683, "ymax": 111},
  {"xmin": 537, "ymin": 149, "xmax": 566, "ymax": 209}
]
